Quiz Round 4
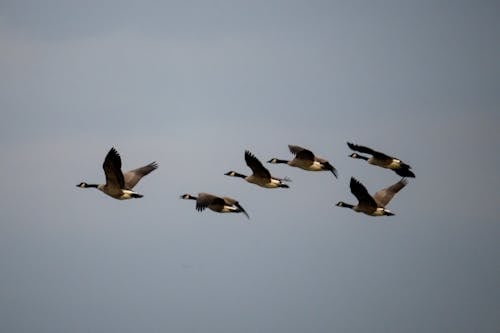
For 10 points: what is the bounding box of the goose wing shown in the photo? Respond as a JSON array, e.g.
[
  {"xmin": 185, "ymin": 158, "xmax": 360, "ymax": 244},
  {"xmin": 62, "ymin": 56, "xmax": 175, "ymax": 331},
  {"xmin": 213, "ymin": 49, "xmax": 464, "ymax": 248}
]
[
  {"xmin": 373, "ymin": 178, "xmax": 407, "ymax": 207},
  {"xmin": 102, "ymin": 147, "xmax": 125, "ymax": 189},
  {"xmin": 394, "ymin": 167, "xmax": 415, "ymax": 178},
  {"xmin": 124, "ymin": 161, "xmax": 158, "ymax": 189},
  {"xmin": 245, "ymin": 150, "xmax": 271, "ymax": 180},
  {"xmin": 195, "ymin": 193, "xmax": 223, "ymax": 212},
  {"xmin": 349, "ymin": 177, "xmax": 378, "ymax": 208},
  {"xmin": 347, "ymin": 142, "xmax": 392, "ymax": 161},
  {"xmin": 288, "ymin": 145, "xmax": 315, "ymax": 162}
]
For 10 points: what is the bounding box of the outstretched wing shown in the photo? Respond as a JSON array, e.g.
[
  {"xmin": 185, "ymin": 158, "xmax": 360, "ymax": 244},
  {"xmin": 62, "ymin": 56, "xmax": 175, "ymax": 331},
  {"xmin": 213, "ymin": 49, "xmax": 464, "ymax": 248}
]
[
  {"xmin": 288, "ymin": 145, "xmax": 315, "ymax": 162},
  {"xmin": 124, "ymin": 161, "xmax": 158, "ymax": 189},
  {"xmin": 394, "ymin": 165, "xmax": 415, "ymax": 178},
  {"xmin": 196, "ymin": 193, "xmax": 223, "ymax": 212},
  {"xmin": 245, "ymin": 150, "xmax": 271, "ymax": 180},
  {"xmin": 350, "ymin": 177, "xmax": 378, "ymax": 208},
  {"xmin": 373, "ymin": 178, "xmax": 408, "ymax": 207},
  {"xmin": 102, "ymin": 147, "xmax": 125, "ymax": 189}
]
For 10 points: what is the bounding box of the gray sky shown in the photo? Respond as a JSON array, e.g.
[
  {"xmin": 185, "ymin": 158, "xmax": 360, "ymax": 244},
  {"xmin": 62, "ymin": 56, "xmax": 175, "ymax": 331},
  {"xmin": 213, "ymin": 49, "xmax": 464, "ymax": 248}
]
[{"xmin": 1, "ymin": 1, "xmax": 499, "ymax": 332}]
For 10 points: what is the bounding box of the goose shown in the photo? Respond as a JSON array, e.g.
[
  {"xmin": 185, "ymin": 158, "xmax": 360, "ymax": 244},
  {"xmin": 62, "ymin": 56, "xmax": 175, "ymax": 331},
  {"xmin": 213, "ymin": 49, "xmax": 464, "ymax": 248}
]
[
  {"xmin": 336, "ymin": 177, "xmax": 407, "ymax": 216},
  {"xmin": 76, "ymin": 147, "xmax": 158, "ymax": 200},
  {"xmin": 225, "ymin": 150, "xmax": 290, "ymax": 188},
  {"xmin": 180, "ymin": 192, "xmax": 249, "ymax": 219},
  {"xmin": 347, "ymin": 142, "xmax": 415, "ymax": 178},
  {"xmin": 267, "ymin": 144, "xmax": 338, "ymax": 178}
]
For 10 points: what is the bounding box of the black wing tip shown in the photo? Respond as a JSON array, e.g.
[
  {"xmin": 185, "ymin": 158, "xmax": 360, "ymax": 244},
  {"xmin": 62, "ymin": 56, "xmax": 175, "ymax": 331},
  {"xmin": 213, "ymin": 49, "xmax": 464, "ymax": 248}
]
[
  {"xmin": 105, "ymin": 147, "xmax": 122, "ymax": 165},
  {"xmin": 395, "ymin": 168, "xmax": 415, "ymax": 178},
  {"xmin": 149, "ymin": 161, "xmax": 159, "ymax": 169},
  {"xmin": 324, "ymin": 162, "xmax": 338, "ymax": 178},
  {"xmin": 349, "ymin": 177, "xmax": 365, "ymax": 192},
  {"xmin": 108, "ymin": 147, "xmax": 120, "ymax": 156},
  {"xmin": 244, "ymin": 150, "xmax": 258, "ymax": 162},
  {"xmin": 195, "ymin": 205, "xmax": 207, "ymax": 212},
  {"xmin": 287, "ymin": 144, "xmax": 301, "ymax": 154},
  {"xmin": 236, "ymin": 203, "xmax": 250, "ymax": 219}
]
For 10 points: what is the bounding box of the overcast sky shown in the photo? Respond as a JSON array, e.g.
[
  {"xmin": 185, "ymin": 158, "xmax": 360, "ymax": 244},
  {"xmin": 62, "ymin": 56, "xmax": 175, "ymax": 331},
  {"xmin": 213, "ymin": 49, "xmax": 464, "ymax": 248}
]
[{"xmin": 1, "ymin": 1, "xmax": 499, "ymax": 332}]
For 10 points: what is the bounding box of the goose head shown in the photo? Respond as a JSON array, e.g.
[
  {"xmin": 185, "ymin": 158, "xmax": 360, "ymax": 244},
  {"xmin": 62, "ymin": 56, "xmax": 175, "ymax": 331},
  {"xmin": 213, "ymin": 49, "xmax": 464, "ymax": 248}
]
[
  {"xmin": 224, "ymin": 171, "xmax": 246, "ymax": 178},
  {"xmin": 267, "ymin": 158, "xmax": 288, "ymax": 164},
  {"xmin": 336, "ymin": 201, "xmax": 354, "ymax": 209},
  {"xmin": 349, "ymin": 153, "xmax": 369, "ymax": 160},
  {"xmin": 76, "ymin": 182, "xmax": 97, "ymax": 188}
]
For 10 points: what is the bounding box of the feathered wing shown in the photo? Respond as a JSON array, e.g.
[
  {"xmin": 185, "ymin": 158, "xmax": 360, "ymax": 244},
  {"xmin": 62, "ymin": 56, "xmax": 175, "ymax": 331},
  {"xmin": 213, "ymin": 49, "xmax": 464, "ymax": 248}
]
[
  {"xmin": 373, "ymin": 178, "xmax": 408, "ymax": 207},
  {"xmin": 195, "ymin": 193, "xmax": 223, "ymax": 212},
  {"xmin": 102, "ymin": 148, "xmax": 125, "ymax": 189},
  {"xmin": 394, "ymin": 166, "xmax": 415, "ymax": 178},
  {"xmin": 245, "ymin": 150, "xmax": 271, "ymax": 180},
  {"xmin": 288, "ymin": 145, "xmax": 315, "ymax": 162},
  {"xmin": 124, "ymin": 161, "xmax": 158, "ymax": 189},
  {"xmin": 349, "ymin": 177, "xmax": 378, "ymax": 208}
]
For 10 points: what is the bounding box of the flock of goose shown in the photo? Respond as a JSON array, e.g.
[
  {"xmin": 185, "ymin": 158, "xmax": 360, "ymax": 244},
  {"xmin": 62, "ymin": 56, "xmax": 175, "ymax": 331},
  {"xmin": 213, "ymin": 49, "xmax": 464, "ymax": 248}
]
[{"xmin": 77, "ymin": 143, "xmax": 415, "ymax": 218}]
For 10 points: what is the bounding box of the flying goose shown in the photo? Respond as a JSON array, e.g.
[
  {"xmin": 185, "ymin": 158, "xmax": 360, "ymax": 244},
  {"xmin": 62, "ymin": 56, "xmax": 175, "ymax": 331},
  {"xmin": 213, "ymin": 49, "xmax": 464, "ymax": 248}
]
[
  {"xmin": 336, "ymin": 177, "xmax": 407, "ymax": 216},
  {"xmin": 347, "ymin": 142, "xmax": 415, "ymax": 178},
  {"xmin": 267, "ymin": 144, "xmax": 338, "ymax": 178},
  {"xmin": 180, "ymin": 192, "xmax": 249, "ymax": 219},
  {"xmin": 77, "ymin": 147, "xmax": 158, "ymax": 200},
  {"xmin": 225, "ymin": 150, "xmax": 290, "ymax": 188}
]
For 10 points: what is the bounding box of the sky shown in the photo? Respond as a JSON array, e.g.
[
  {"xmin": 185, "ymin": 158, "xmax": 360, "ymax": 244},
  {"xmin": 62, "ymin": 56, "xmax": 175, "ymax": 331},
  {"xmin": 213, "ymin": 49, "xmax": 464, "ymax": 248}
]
[{"xmin": 0, "ymin": 1, "xmax": 499, "ymax": 332}]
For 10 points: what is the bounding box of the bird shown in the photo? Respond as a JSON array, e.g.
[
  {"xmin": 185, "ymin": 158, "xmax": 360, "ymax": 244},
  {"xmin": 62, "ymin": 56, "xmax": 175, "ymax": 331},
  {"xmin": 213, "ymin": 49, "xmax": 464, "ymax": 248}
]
[
  {"xmin": 76, "ymin": 147, "xmax": 158, "ymax": 200},
  {"xmin": 347, "ymin": 142, "xmax": 415, "ymax": 178},
  {"xmin": 336, "ymin": 177, "xmax": 407, "ymax": 216},
  {"xmin": 180, "ymin": 192, "xmax": 249, "ymax": 219},
  {"xmin": 267, "ymin": 144, "xmax": 338, "ymax": 178},
  {"xmin": 225, "ymin": 150, "xmax": 290, "ymax": 188}
]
